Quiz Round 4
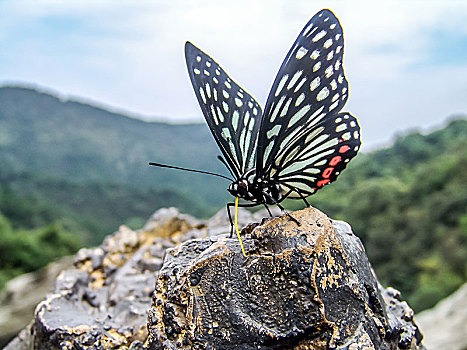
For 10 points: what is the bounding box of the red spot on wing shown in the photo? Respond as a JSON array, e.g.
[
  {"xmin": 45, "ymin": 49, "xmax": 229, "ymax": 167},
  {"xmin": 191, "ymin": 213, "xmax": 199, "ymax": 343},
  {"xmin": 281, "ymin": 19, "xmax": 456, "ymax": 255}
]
[
  {"xmin": 339, "ymin": 145, "xmax": 350, "ymax": 153},
  {"xmin": 317, "ymin": 179, "xmax": 330, "ymax": 187},
  {"xmin": 322, "ymin": 167, "xmax": 334, "ymax": 178},
  {"xmin": 329, "ymin": 156, "xmax": 341, "ymax": 166}
]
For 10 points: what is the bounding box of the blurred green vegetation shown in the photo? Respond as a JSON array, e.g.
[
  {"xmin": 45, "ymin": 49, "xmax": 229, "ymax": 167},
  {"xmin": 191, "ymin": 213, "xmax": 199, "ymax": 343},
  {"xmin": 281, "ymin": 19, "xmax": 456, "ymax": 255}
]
[
  {"xmin": 0, "ymin": 213, "xmax": 81, "ymax": 289},
  {"xmin": 287, "ymin": 118, "xmax": 467, "ymax": 312},
  {"xmin": 0, "ymin": 86, "xmax": 465, "ymax": 312},
  {"xmin": 0, "ymin": 171, "xmax": 213, "ymax": 245}
]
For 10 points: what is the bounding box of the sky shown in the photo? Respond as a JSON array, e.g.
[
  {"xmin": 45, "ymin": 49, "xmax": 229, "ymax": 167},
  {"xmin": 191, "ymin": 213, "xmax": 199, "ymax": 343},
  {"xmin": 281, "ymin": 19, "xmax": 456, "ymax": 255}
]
[{"xmin": 1, "ymin": 0, "xmax": 467, "ymax": 149}]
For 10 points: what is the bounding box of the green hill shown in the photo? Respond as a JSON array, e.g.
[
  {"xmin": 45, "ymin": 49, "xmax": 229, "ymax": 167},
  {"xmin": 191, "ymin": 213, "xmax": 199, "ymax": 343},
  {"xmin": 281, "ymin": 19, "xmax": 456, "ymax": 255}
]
[
  {"xmin": 0, "ymin": 85, "xmax": 231, "ymax": 243},
  {"xmin": 0, "ymin": 85, "xmax": 465, "ymax": 311},
  {"xmin": 0, "ymin": 85, "xmax": 230, "ymax": 199}
]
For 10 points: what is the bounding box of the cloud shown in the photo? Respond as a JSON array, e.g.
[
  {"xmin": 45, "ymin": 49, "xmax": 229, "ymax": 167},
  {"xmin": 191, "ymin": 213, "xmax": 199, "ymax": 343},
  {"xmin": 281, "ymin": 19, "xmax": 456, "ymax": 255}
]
[{"xmin": 1, "ymin": 0, "xmax": 466, "ymax": 148}]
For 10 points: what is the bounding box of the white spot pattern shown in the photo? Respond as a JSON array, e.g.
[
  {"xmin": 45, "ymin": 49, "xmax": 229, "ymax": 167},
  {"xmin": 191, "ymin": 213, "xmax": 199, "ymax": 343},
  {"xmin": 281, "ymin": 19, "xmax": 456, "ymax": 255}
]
[
  {"xmin": 310, "ymin": 77, "xmax": 320, "ymax": 91},
  {"xmin": 288, "ymin": 105, "xmax": 311, "ymax": 127},
  {"xmin": 210, "ymin": 105, "xmax": 219, "ymax": 125},
  {"xmin": 287, "ymin": 71, "xmax": 303, "ymax": 90},
  {"xmin": 317, "ymin": 87, "xmax": 329, "ymax": 101},
  {"xmin": 295, "ymin": 93, "xmax": 305, "ymax": 107},
  {"xmin": 310, "ymin": 50, "xmax": 320, "ymax": 60},
  {"xmin": 330, "ymin": 79, "xmax": 337, "ymax": 90},
  {"xmin": 336, "ymin": 123, "xmax": 347, "ymax": 132},
  {"xmin": 296, "ymin": 47, "xmax": 308, "ymax": 59},
  {"xmin": 280, "ymin": 98, "xmax": 292, "ymax": 117},
  {"xmin": 267, "ymin": 124, "xmax": 281, "ymax": 139},
  {"xmin": 294, "ymin": 77, "xmax": 307, "ymax": 92},
  {"xmin": 275, "ymin": 74, "xmax": 289, "ymax": 97},
  {"xmin": 216, "ymin": 106, "xmax": 225, "ymax": 122},
  {"xmin": 199, "ymin": 87, "xmax": 206, "ymax": 104},
  {"xmin": 312, "ymin": 30, "xmax": 327, "ymax": 42},
  {"xmin": 270, "ymin": 96, "xmax": 286, "ymax": 123},
  {"xmin": 323, "ymin": 39, "xmax": 333, "ymax": 49},
  {"xmin": 221, "ymin": 127, "xmax": 231, "ymax": 140},
  {"xmin": 232, "ymin": 110, "xmax": 240, "ymax": 131},
  {"xmin": 313, "ymin": 62, "xmax": 321, "ymax": 72},
  {"xmin": 335, "ymin": 60, "xmax": 341, "ymax": 70}
]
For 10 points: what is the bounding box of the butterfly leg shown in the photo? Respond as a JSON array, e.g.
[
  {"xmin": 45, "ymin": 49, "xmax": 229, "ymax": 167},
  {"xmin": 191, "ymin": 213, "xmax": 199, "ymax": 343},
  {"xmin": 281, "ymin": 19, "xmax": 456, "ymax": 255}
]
[
  {"xmin": 263, "ymin": 192, "xmax": 301, "ymax": 226},
  {"xmin": 263, "ymin": 204, "xmax": 273, "ymax": 217},
  {"xmin": 282, "ymin": 184, "xmax": 311, "ymax": 208},
  {"xmin": 295, "ymin": 190, "xmax": 311, "ymax": 207},
  {"xmin": 275, "ymin": 202, "xmax": 301, "ymax": 226}
]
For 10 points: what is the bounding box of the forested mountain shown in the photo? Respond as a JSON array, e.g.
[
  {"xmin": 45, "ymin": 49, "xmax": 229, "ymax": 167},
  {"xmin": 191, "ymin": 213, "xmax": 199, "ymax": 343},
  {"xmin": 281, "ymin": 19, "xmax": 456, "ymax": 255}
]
[
  {"xmin": 0, "ymin": 85, "xmax": 465, "ymax": 311},
  {"xmin": 0, "ymin": 86, "xmax": 230, "ymax": 243}
]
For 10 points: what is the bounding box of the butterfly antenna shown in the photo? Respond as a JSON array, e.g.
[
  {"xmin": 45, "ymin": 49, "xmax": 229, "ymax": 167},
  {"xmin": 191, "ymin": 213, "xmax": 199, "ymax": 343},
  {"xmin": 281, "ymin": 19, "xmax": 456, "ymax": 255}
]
[
  {"xmin": 149, "ymin": 162, "xmax": 233, "ymax": 181},
  {"xmin": 217, "ymin": 155, "xmax": 236, "ymax": 179}
]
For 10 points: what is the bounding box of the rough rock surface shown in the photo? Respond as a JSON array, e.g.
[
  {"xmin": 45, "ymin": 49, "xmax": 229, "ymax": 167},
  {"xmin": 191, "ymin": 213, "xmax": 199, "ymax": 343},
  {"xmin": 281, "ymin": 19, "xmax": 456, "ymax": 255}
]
[
  {"xmin": 415, "ymin": 282, "xmax": 467, "ymax": 350},
  {"xmin": 147, "ymin": 207, "xmax": 423, "ymax": 350},
  {"xmin": 4, "ymin": 207, "xmax": 424, "ymax": 349},
  {"xmin": 0, "ymin": 256, "xmax": 74, "ymax": 348}
]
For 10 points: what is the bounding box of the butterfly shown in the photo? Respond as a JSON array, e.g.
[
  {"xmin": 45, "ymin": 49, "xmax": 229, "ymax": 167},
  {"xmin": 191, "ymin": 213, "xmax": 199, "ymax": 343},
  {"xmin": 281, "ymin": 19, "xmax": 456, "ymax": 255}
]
[{"xmin": 151, "ymin": 9, "xmax": 361, "ymax": 256}]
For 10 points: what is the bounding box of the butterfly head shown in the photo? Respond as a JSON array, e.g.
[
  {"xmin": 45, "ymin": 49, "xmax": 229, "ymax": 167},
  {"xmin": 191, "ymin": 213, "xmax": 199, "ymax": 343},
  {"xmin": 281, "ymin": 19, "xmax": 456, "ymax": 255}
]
[{"xmin": 228, "ymin": 179, "xmax": 253, "ymax": 201}]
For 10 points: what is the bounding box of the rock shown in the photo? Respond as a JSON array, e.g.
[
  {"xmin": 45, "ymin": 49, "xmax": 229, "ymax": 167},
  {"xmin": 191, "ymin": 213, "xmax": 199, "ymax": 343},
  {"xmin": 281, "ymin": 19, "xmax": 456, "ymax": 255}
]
[
  {"xmin": 414, "ymin": 282, "xmax": 467, "ymax": 350},
  {"xmin": 5, "ymin": 206, "xmax": 425, "ymax": 349},
  {"xmin": 0, "ymin": 256, "xmax": 74, "ymax": 348},
  {"xmin": 147, "ymin": 207, "xmax": 424, "ymax": 349},
  {"xmin": 4, "ymin": 207, "xmax": 202, "ymax": 350}
]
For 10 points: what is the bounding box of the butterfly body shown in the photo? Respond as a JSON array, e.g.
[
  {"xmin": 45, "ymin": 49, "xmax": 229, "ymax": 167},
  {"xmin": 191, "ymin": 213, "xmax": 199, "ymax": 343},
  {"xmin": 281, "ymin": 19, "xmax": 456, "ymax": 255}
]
[{"xmin": 227, "ymin": 172, "xmax": 283, "ymax": 205}]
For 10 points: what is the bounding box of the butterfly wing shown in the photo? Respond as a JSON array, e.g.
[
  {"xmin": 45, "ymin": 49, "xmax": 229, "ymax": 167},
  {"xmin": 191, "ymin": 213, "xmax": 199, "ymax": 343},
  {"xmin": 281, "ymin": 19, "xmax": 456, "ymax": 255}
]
[
  {"xmin": 255, "ymin": 9, "xmax": 359, "ymax": 197},
  {"xmin": 185, "ymin": 42, "xmax": 262, "ymax": 179},
  {"xmin": 257, "ymin": 9, "xmax": 350, "ymax": 179},
  {"xmin": 273, "ymin": 112, "xmax": 360, "ymax": 197}
]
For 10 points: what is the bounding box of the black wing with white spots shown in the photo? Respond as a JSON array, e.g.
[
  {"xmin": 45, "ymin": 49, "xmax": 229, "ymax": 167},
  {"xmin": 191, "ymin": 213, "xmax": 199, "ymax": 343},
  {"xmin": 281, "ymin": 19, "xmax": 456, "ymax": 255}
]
[
  {"xmin": 256, "ymin": 9, "xmax": 351, "ymax": 183},
  {"xmin": 185, "ymin": 42, "xmax": 262, "ymax": 179}
]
